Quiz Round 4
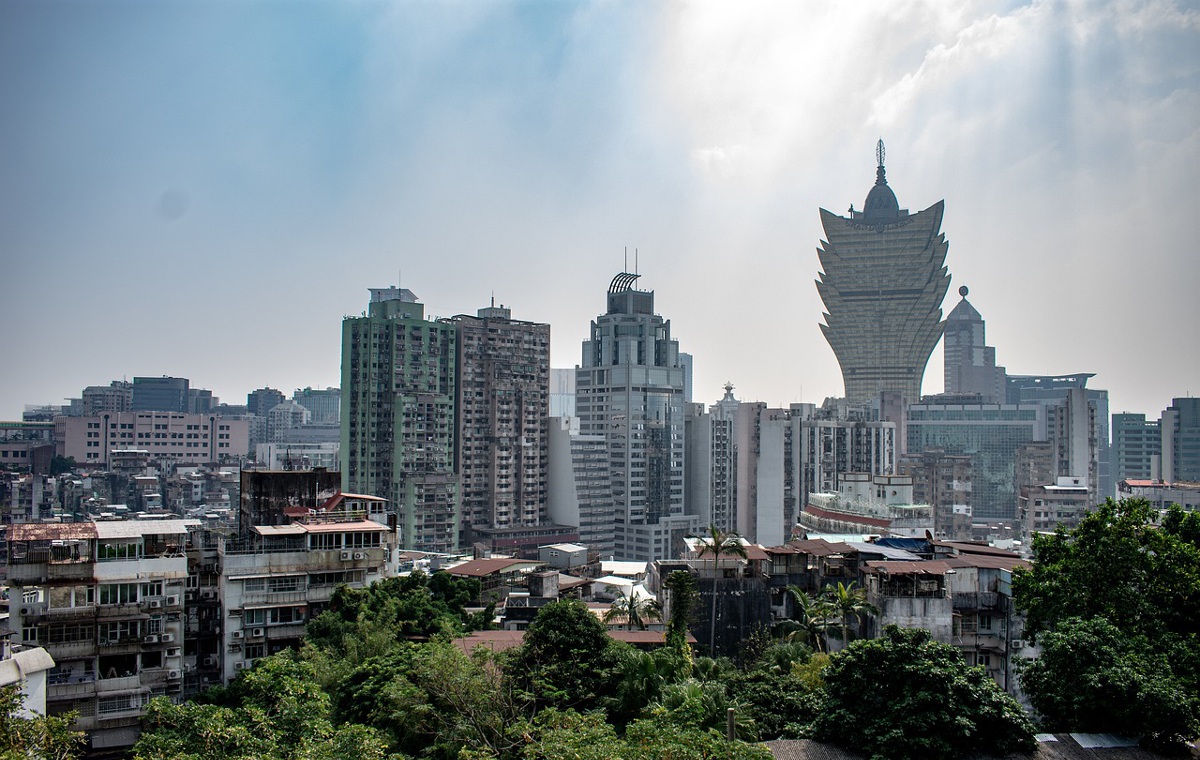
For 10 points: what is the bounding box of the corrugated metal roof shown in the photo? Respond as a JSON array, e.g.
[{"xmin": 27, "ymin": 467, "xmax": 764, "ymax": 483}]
[
  {"xmin": 301, "ymin": 519, "xmax": 389, "ymax": 533},
  {"xmin": 253, "ymin": 525, "xmax": 306, "ymax": 536},
  {"xmin": 94, "ymin": 520, "xmax": 198, "ymax": 539},
  {"xmin": 446, "ymin": 557, "xmax": 541, "ymax": 577},
  {"xmin": 8, "ymin": 523, "xmax": 97, "ymax": 541},
  {"xmin": 863, "ymin": 560, "xmax": 952, "ymax": 575}
]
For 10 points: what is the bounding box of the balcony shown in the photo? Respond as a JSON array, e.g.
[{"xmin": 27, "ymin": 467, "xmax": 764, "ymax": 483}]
[
  {"xmin": 96, "ymin": 675, "xmax": 141, "ymax": 693},
  {"xmin": 951, "ymin": 591, "xmax": 1001, "ymax": 611}
]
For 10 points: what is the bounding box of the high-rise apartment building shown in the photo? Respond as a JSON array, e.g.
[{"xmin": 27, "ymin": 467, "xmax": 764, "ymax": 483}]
[
  {"xmin": 684, "ymin": 392, "xmax": 736, "ymax": 535},
  {"xmin": 1007, "ymin": 374, "xmax": 1111, "ymax": 500},
  {"xmin": 815, "ymin": 142, "xmax": 951, "ymax": 404},
  {"xmin": 82, "ymin": 382, "xmax": 133, "ymax": 416},
  {"xmin": 943, "ymin": 287, "xmax": 1006, "ymax": 403},
  {"xmin": 547, "ymin": 416, "xmax": 616, "ymax": 558},
  {"xmin": 445, "ymin": 303, "xmax": 551, "ymax": 541},
  {"xmin": 341, "ymin": 287, "xmax": 459, "ymax": 553},
  {"xmin": 246, "ymin": 388, "xmax": 286, "ymax": 418},
  {"xmin": 576, "ymin": 273, "xmax": 697, "ymax": 561}
]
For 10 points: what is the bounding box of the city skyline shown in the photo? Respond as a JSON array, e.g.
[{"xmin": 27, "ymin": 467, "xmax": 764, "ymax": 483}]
[{"xmin": 2, "ymin": 1, "xmax": 1198, "ymax": 421}]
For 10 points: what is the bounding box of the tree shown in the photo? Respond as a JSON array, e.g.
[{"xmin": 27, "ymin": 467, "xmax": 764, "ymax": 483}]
[
  {"xmin": 1018, "ymin": 616, "xmax": 1199, "ymax": 748},
  {"xmin": 603, "ymin": 588, "xmax": 662, "ymax": 631},
  {"xmin": 812, "ymin": 625, "xmax": 1036, "ymax": 760},
  {"xmin": 820, "ymin": 581, "xmax": 876, "ymax": 647},
  {"xmin": 509, "ymin": 598, "xmax": 623, "ymax": 711},
  {"xmin": 1012, "ymin": 498, "xmax": 1200, "ymax": 747},
  {"xmin": 49, "ymin": 455, "xmax": 76, "ymax": 476},
  {"xmin": 0, "ymin": 684, "xmax": 85, "ymax": 760},
  {"xmin": 696, "ymin": 525, "xmax": 748, "ymax": 656}
]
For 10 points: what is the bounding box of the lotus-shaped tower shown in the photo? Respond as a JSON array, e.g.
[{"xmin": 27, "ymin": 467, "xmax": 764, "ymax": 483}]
[{"xmin": 815, "ymin": 141, "xmax": 951, "ymax": 404}]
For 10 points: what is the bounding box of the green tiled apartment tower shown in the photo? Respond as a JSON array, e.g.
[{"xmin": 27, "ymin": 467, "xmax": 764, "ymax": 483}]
[{"xmin": 341, "ymin": 287, "xmax": 459, "ymax": 553}]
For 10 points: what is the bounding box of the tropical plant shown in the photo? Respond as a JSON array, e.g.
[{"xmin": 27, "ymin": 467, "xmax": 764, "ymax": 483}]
[
  {"xmin": 0, "ymin": 683, "xmax": 85, "ymax": 760},
  {"xmin": 508, "ymin": 598, "xmax": 624, "ymax": 712},
  {"xmin": 603, "ymin": 587, "xmax": 662, "ymax": 631},
  {"xmin": 696, "ymin": 525, "xmax": 748, "ymax": 655},
  {"xmin": 820, "ymin": 581, "xmax": 876, "ymax": 646},
  {"xmin": 662, "ymin": 569, "xmax": 700, "ymax": 661},
  {"xmin": 780, "ymin": 585, "xmax": 836, "ymax": 652}
]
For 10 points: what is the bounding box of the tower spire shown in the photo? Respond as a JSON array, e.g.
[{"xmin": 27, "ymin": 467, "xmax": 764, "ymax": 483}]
[{"xmin": 875, "ymin": 139, "xmax": 887, "ymax": 185}]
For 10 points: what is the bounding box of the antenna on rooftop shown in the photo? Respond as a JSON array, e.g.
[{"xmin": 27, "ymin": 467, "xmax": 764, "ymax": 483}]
[
  {"xmin": 624, "ymin": 246, "xmax": 628, "ymax": 273},
  {"xmin": 635, "ymin": 248, "xmax": 639, "ymax": 275}
]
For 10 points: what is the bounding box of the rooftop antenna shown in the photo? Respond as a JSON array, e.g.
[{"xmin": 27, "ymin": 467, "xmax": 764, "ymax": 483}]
[
  {"xmin": 624, "ymin": 246, "xmax": 628, "ymax": 273},
  {"xmin": 635, "ymin": 248, "xmax": 639, "ymax": 275},
  {"xmin": 491, "ymin": 291, "xmax": 495, "ymax": 308}
]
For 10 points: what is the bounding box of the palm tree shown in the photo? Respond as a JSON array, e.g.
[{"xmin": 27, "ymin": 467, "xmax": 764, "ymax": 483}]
[
  {"xmin": 784, "ymin": 585, "xmax": 836, "ymax": 653},
  {"xmin": 603, "ymin": 587, "xmax": 662, "ymax": 631},
  {"xmin": 696, "ymin": 525, "xmax": 748, "ymax": 656},
  {"xmin": 821, "ymin": 581, "xmax": 878, "ymax": 647}
]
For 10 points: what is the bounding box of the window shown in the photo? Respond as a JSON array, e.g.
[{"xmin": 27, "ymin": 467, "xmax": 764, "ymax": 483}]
[{"xmin": 99, "ymin": 583, "xmax": 139, "ymax": 605}]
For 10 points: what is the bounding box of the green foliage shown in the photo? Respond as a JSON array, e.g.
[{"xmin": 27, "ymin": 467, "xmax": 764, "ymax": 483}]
[
  {"xmin": 812, "ymin": 625, "xmax": 1036, "ymax": 760},
  {"xmin": 780, "ymin": 586, "xmax": 836, "ymax": 653},
  {"xmin": 1013, "ymin": 498, "xmax": 1200, "ymax": 746},
  {"xmin": 306, "ymin": 571, "xmax": 484, "ymax": 657},
  {"xmin": 662, "ymin": 570, "xmax": 699, "ymax": 659},
  {"xmin": 697, "ymin": 526, "xmax": 749, "ymax": 656},
  {"xmin": 510, "ymin": 598, "xmax": 624, "ymax": 712},
  {"xmin": 1018, "ymin": 616, "xmax": 1200, "ymax": 748},
  {"xmin": 134, "ymin": 652, "xmax": 396, "ymax": 760},
  {"xmin": 520, "ymin": 709, "xmax": 772, "ymax": 760},
  {"xmin": 0, "ymin": 684, "xmax": 85, "ymax": 760},
  {"xmin": 819, "ymin": 581, "xmax": 876, "ymax": 646},
  {"xmin": 607, "ymin": 646, "xmax": 689, "ymax": 728},
  {"xmin": 49, "ymin": 455, "xmax": 76, "ymax": 475},
  {"xmin": 603, "ymin": 588, "xmax": 662, "ymax": 631},
  {"xmin": 725, "ymin": 669, "xmax": 820, "ymax": 741}
]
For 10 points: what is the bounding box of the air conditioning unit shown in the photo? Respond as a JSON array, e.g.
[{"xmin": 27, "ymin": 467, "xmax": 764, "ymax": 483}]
[
  {"xmin": 160, "ymin": 633, "xmax": 175, "ymax": 643},
  {"xmin": 143, "ymin": 635, "xmax": 159, "ymax": 644},
  {"xmin": 167, "ymin": 669, "xmax": 181, "ymax": 680},
  {"xmin": 201, "ymin": 590, "xmax": 217, "ymax": 600},
  {"xmin": 166, "ymin": 647, "xmax": 181, "ymax": 658},
  {"xmin": 165, "ymin": 595, "xmax": 180, "ymax": 606},
  {"xmin": 149, "ymin": 599, "xmax": 163, "ymax": 609},
  {"xmin": 19, "ymin": 607, "xmax": 32, "ymax": 616},
  {"xmin": 251, "ymin": 628, "xmax": 265, "ymax": 638},
  {"xmin": 339, "ymin": 550, "xmax": 353, "ymax": 561},
  {"xmin": 1010, "ymin": 639, "xmax": 1025, "ymax": 650},
  {"xmin": 231, "ymin": 630, "xmax": 243, "ymax": 639},
  {"xmin": 353, "ymin": 552, "xmax": 366, "ymax": 561},
  {"xmin": 234, "ymin": 662, "xmax": 246, "ymax": 671}
]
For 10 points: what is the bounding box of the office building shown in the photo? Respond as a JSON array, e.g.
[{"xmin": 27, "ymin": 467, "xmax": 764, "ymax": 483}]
[
  {"xmin": 576, "ymin": 272, "xmax": 697, "ymax": 561},
  {"xmin": 943, "ymin": 287, "xmax": 1006, "ymax": 403},
  {"xmin": 906, "ymin": 403, "xmax": 1041, "ymax": 522},
  {"xmin": 81, "ymin": 382, "xmax": 133, "ymax": 416},
  {"xmin": 547, "ymin": 417, "xmax": 616, "ymax": 558},
  {"xmin": 1161, "ymin": 397, "xmax": 1200, "ymax": 483},
  {"xmin": 1112, "ymin": 413, "xmax": 1161, "ymax": 482},
  {"xmin": 131, "ymin": 377, "xmax": 190, "ymax": 413},
  {"xmin": 1007, "ymin": 374, "xmax": 1111, "ymax": 500},
  {"xmin": 444, "ymin": 303, "xmax": 551, "ymax": 547},
  {"xmin": 341, "ymin": 286, "xmax": 459, "ymax": 553},
  {"xmin": 292, "ymin": 387, "xmax": 341, "ymax": 425},
  {"xmin": 814, "ymin": 141, "xmax": 951, "ymax": 404},
  {"xmin": 56, "ymin": 412, "xmax": 248, "ymax": 467}
]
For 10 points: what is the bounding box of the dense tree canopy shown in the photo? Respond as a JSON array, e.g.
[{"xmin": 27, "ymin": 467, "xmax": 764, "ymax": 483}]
[
  {"xmin": 1013, "ymin": 498, "xmax": 1200, "ymax": 747},
  {"xmin": 812, "ymin": 625, "xmax": 1035, "ymax": 760},
  {"xmin": 0, "ymin": 684, "xmax": 85, "ymax": 760}
]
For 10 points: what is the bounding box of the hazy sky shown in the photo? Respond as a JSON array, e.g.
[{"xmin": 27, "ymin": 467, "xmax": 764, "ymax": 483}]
[{"xmin": 2, "ymin": 0, "xmax": 1197, "ymax": 421}]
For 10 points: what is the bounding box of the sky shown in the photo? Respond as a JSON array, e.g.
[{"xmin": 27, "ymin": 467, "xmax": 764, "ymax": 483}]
[{"xmin": 1, "ymin": 0, "xmax": 1197, "ymax": 421}]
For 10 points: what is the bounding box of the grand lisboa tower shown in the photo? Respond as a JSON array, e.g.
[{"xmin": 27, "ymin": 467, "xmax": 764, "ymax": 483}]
[{"xmin": 814, "ymin": 141, "xmax": 951, "ymax": 404}]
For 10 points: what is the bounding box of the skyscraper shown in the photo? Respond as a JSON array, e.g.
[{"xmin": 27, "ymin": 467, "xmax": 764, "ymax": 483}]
[
  {"xmin": 446, "ymin": 302, "xmax": 551, "ymax": 541},
  {"xmin": 576, "ymin": 272, "xmax": 697, "ymax": 561},
  {"xmin": 341, "ymin": 287, "xmax": 459, "ymax": 553},
  {"xmin": 943, "ymin": 286, "xmax": 1007, "ymax": 403},
  {"xmin": 1112, "ymin": 412, "xmax": 1161, "ymax": 482},
  {"xmin": 815, "ymin": 141, "xmax": 951, "ymax": 404},
  {"xmin": 1162, "ymin": 397, "xmax": 1200, "ymax": 483}
]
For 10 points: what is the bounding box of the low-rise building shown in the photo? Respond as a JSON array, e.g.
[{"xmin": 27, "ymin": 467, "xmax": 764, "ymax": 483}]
[{"xmin": 5, "ymin": 519, "xmax": 195, "ymax": 752}]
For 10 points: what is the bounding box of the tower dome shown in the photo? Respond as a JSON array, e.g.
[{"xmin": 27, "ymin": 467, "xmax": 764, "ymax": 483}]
[{"xmin": 863, "ymin": 139, "xmax": 900, "ymax": 223}]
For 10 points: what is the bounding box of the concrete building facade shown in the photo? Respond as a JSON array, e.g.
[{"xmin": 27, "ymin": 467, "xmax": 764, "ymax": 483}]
[
  {"xmin": 56, "ymin": 413, "xmax": 248, "ymax": 468},
  {"xmin": 943, "ymin": 287, "xmax": 1006, "ymax": 403},
  {"xmin": 340, "ymin": 287, "xmax": 459, "ymax": 553}
]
